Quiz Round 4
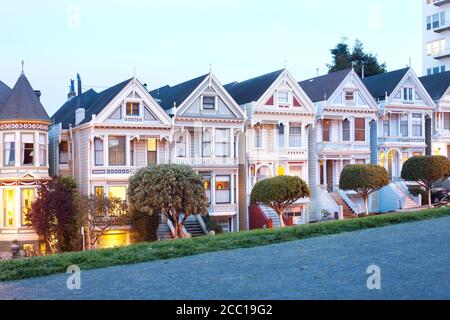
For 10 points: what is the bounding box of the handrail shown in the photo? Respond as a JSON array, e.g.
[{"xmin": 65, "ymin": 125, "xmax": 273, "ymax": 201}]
[
  {"xmin": 319, "ymin": 186, "xmax": 343, "ymax": 219},
  {"xmin": 396, "ymin": 180, "xmax": 421, "ymax": 206},
  {"xmin": 338, "ymin": 189, "xmax": 363, "ymax": 214},
  {"xmin": 196, "ymin": 215, "xmax": 209, "ymax": 235}
]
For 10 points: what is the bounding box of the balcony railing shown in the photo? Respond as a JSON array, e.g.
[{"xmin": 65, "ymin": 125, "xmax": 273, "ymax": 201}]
[
  {"xmin": 174, "ymin": 157, "xmax": 237, "ymax": 167},
  {"xmin": 434, "ymin": 48, "xmax": 450, "ymax": 59},
  {"xmin": 317, "ymin": 142, "xmax": 370, "ymax": 150},
  {"xmin": 91, "ymin": 167, "xmax": 136, "ymax": 175},
  {"xmin": 208, "ymin": 204, "xmax": 238, "ymax": 216},
  {"xmin": 378, "ymin": 136, "xmax": 425, "ymax": 144},
  {"xmin": 434, "ymin": 21, "xmax": 450, "ymax": 33}
]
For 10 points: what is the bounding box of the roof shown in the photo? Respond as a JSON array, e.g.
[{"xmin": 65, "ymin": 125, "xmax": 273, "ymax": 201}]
[
  {"xmin": 0, "ymin": 74, "xmax": 50, "ymax": 122},
  {"xmin": 419, "ymin": 71, "xmax": 450, "ymax": 102},
  {"xmin": 299, "ymin": 69, "xmax": 351, "ymax": 102},
  {"xmin": 224, "ymin": 69, "xmax": 284, "ymax": 105},
  {"xmin": 149, "ymin": 74, "xmax": 209, "ymax": 111},
  {"xmin": 362, "ymin": 68, "xmax": 409, "ymax": 100},
  {"xmin": 52, "ymin": 78, "xmax": 132, "ymax": 129},
  {"xmin": 0, "ymin": 80, "xmax": 11, "ymax": 108}
]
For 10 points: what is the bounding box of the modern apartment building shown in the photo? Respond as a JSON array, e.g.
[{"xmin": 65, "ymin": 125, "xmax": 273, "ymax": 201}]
[{"xmin": 423, "ymin": 0, "xmax": 450, "ymax": 75}]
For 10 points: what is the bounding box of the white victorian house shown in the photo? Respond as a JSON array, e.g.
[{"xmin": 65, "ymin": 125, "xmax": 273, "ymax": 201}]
[
  {"xmin": 150, "ymin": 72, "xmax": 246, "ymax": 233},
  {"xmin": 0, "ymin": 72, "xmax": 51, "ymax": 254},
  {"xmin": 225, "ymin": 69, "xmax": 315, "ymax": 228},
  {"xmin": 299, "ymin": 68, "xmax": 379, "ymax": 219},
  {"xmin": 50, "ymin": 75, "xmax": 172, "ymax": 247}
]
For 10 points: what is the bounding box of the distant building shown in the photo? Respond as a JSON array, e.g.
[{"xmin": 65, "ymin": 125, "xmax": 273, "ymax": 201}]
[
  {"xmin": 0, "ymin": 72, "xmax": 51, "ymax": 253},
  {"xmin": 423, "ymin": 0, "xmax": 450, "ymax": 76}
]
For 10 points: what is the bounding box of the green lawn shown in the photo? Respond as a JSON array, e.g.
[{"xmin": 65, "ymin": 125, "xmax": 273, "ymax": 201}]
[{"xmin": 1, "ymin": 207, "xmax": 450, "ymax": 282}]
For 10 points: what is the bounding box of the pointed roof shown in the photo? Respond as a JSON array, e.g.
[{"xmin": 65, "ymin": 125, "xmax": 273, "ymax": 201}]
[
  {"xmin": 362, "ymin": 68, "xmax": 409, "ymax": 100},
  {"xmin": 224, "ymin": 69, "xmax": 284, "ymax": 105},
  {"xmin": 149, "ymin": 74, "xmax": 209, "ymax": 111},
  {"xmin": 419, "ymin": 70, "xmax": 450, "ymax": 102},
  {"xmin": 0, "ymin": 80, "xmax": 11, "ymax": 107},
  {"xmin": 299, "ymin": 69, "xmax": 352, "ymax": 102},
  {"xmin": 52, "ymin": 78, "xmax": 132, "ymax": 128},
  {"xmin": 0, "ymin": 74, "xmax": 50, "ymax": 122}
]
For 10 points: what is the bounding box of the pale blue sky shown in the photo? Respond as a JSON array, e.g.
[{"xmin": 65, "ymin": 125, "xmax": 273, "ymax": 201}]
[{"xmin": 0, "ymin": 0, "xmax": 422, "ymax": 115}]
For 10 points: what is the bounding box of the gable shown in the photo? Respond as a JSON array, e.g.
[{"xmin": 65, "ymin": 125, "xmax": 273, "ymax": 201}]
[
  {"xmin": 176, "ymin": 74, "xmax": 246, "ymax": 120},
  {"xmin": 256, "ymin": 70, "xmax": 315, "ymax": 114},
  {"xmin": 96, "ymin": 79, "xmax": 172, "ymax": 126},
  {"xmin": 388, "ymin": 70, "xmax": 435, "ymax": 108}
]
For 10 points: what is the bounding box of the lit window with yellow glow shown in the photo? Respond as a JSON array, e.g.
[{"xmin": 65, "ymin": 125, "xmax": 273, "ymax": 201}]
[
  {"xmin": 277, "ymin": 166, "xmax": 285, "ymax": 176},
  {"xmin": 3, "ymin": 189, "xmax": 16, "ymax": 227},
  {"xmin": 379, "ymin": 151, "xmax": 386, "ymax": 168},
  {"xmin": 21, "ymin": 188, "xmax": 35, "ymax": 226},
  {"xmin": 109, "ymin": 186, "xmax": 127, "ymax": 201},
  {"xmin": 95, "ymin": 186, "xmax": 104, "ymax": 197},
  {"xmin": 147, "ymin": 138, "xmax": 157, "ymax": 165}
]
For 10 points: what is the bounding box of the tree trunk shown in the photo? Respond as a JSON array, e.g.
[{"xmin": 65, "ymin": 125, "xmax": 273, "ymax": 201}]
[
  {"xmin": 173, "ymin": 220, "xmax": 179, "ymax": 239},
  {"xmin": 428, "ymin": 188, "xmax": 433, "ymax": 209},
  {"xmin": 364, "ymin": 195, "xmax": 370, "ymax": 216},
  {"xmin": 276, "ymin": 209, "xmax": 285, "ymax": 227}
]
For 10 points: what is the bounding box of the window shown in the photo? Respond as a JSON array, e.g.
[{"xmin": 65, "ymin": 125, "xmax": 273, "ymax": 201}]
[
  {"xmin": 130, "ymin": 139, "xmax": 135, "ymax": 166},
  {"xmin": 22, "ymin": 134, "xmax": 34, "ymax": 166},
  {"xmin": 21, "ymin": 188, "xmax": 34, "ymax": 226},
  {"xmin": 39, "ymin": 134, "xmax": 46, "ymax": 166},
  {"xmin": 3, "ymin": 189, "xmax": 15, "ymax": 227},
  {"xmin": 426, "ymin": 39, "xmax": 446, "ymax": 56},
  {"xmin": 278, "ymin": 91, "xmax": 289, "ymax": 104},
  {"xmin": 289, "ymin": 124, "xmax": 302, "ymax": 148},
  {"xmin": 254, "ymin": 126, "xmax": 263, "ymax": 148},
  {"xmin": 412, "ymin": 114, "xmax": 423, "ymax": 137},
  {"xmin": 94, "ymin": 186, "xmax": 104, "ymax": 197},
  {"xmin": 215, "ymin": 129, "xmax": 230, "ymax": 157},
  {"xmin": 427, "ymin": 68, "xmax": 432, "ymax": 76},
  {"xmin": 176, "ymin": 134, "xmax": 186, "ymax": 158},
  {"xmin": 413, "ymin": 152, "xmax": 423, "ymax": 157},
  {"xmin": 400, "ymin": 114, "xmax": 409, "ymax": 137},
  {"xmin": 202, "ymin": 96, "xmax": 215, "ymax": 110},
  {"xmin": 202, "ymin": 130, "xmax": 212, "ymax": 157},
  {"xmin": 201, "ymin": 174, "xmax": 211, "ymax": 204},
  {"xmin": 322, "ymin": 120, "xmax": 331, "ymax": 142},
  {"xmin": 289, "ymin": 164, "xmax": 303, "ymax": 178},
  {"xmin": 147, "ymin": 138, "xmax": 157, "ymax": 165},
  {"xmin": 345, "ymin": 91, "xmax": 354, "ymax": 102},
  {"xmin": 108, "ymin": 186, "xmax": 127, "ymax": 201},
  {"xmin": 215, "ymin": 176, "xmax": 230, "ymax": 204},
  {"xmin": 403, "ymin": 88, "xmax": 414, "ymax": 102},
  {"xmin": 427, "ymin": 12, "xmax": 445, "ymax": 30},
  {"xmin": 3, "ymin": 134, "xmax": 15, "ymax": 166},
  {"xmin": 342, "ymin": 119, "xmax": 351, "ymax": 142},
  {"xmin": 383, "ymin": 118, "xmax": 390, "ymax": 136},
  {"xmin": 126, "ymin": 102, "xmax": 140, "ymax": 116},
  {"xmin": 278, "ymin": 124, "xmax": 285, "ymax": 148},
  {"xmin": 354, "ymin": 118, "xmax": 366, "ymax": 142},
  {"xmin": 59, "ymin": 141, "xmax": 69, "ymax": 164},
  {"xmin": 391, "ymin": 114, "xmax": 399, "ymax": 136},
  {"xmin": 108, "ymin": 136, "xmax": 126, "ymax": 166},
  {"xmin": 94, "ymin": 137, "xmax": 104, "ymax": 166}
]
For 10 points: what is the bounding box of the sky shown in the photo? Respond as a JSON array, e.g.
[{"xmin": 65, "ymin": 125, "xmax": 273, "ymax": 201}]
[{"xmin": 0, "ymin": 0, "xmax": 422, "ymax": 116}]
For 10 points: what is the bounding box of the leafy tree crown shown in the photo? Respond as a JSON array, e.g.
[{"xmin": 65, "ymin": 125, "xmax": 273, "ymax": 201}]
[
  {"xmin": 401, "ymin": 156, "xmax": 450, "ymax": 185},
  {"xmin": 339, "ymin": 164, "xmax": 389, "ymax": 193}
]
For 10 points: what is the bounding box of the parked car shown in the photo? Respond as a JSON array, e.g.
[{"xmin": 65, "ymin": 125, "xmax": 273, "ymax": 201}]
[{"xmin": 431, "ymin": 188, "xmax": 449, "ymax": 205}]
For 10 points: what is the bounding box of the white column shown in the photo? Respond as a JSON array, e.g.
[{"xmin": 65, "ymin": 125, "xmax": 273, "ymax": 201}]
[
  {"xmin": 322, "ymin": 159, "xmax": 327, "ymax": 186},
  {"xmin": 350, "ymin": 117, "xmax": 355, "ymax": 142},
  {"xmin": 104, "ymin": 135, "xmax": 109, "ymax": 166},
  {"xmin": 285, "ymin": 123, "xmax": 290, "ymax": 148},
  {"xmin": 15, "ymin": 186, "xmax": 20, "ymax": 228},
  {"xmin": 229, "ymin": 128, "xmax": 234, "ymax": 158},
  {"xmin": 125, "ymin": 135, "xmax": 130, "ymax": 166},
  {"xmin": 211, "ymin": 128, "xmax": 216, "ymax": 158},
  {"xmin": 230, "ymin": 173, "xmax": 235, "ymax": 205},
  {"xmin": 34, "ymin": 132, "xmax": 39, "ymax": 167},
  {"xmin": 15, "ymin": 132, "xmax": 20, "ymax": 167},
  {"xmin": 211, "ymin": 173, "xmax": 216, "ymax": 205},
  {"xmin": 301, "ymin": 123, "xmax": 306, "ymax": 148},
  {"xmin": 408, "ymin": 113, "xmax": 413, "ymax": 138}
]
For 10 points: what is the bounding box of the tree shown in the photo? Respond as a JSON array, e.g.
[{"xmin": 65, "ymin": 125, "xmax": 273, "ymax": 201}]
[
  {"xmin": 328, "ymin": 39, "xmax": 386, "ymax": 77},
  {"xmin": 128, "ymin": 164, "xmax": 209, "ymax": 239},
  {"xmin": 27, "ymin": 177, "xmax": 77, "ymax": 253},
  {"xmin": 79, "ymin": 194, "xmax": 129, "ymax": 250},
  {"xmin": 339, "ymin": 165, "xmax": 389, "ymax": 216},
  {"xmin": 401, "ymin": 156, "xmax": 450, "ymax": 209},
  {"xmin": 250, "ymin": 176, "xmax": 310, "ymax": 227}
]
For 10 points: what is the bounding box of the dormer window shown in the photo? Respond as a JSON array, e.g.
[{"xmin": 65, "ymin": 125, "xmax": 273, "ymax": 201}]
[
  {"xmin": 278, "ymin": 91, "xmax": 289, "ymax": 105},
  {"xmin": 202, "ymin": 96, "xmax": 216, "ymax": 110},
  {"xmin": 126, "ymin": 102, "xmax": 140, "ymax": 116},
  {"xmin": 345, "ymin": 91, "xmax": 355, "ymax": 102},
  {"xmin": 403, "ymin": 88, "xmax": 414, "ymax": 102}
]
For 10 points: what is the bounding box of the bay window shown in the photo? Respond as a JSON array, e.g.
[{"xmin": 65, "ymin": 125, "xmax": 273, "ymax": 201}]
[
  {"xmin": 289, "ymin": 124, "xmax": 302, "ymax": 148},
  {"xmin": 3, "ymin": 134, "xmax": 15, "ymax": 166},
  {"xmin": 147, "ymin": 138, "xmax": 157, "ymax": 165},
  {"xmin": 342, "ymin": 119, "xmax": 351, "ymax": 142},
  {"xmin": 39, "ymin": 134, "xmax": 46, "ymax": 166},
  {"xmin": 108, "ymin": 136, "xmax": 126, "ymax": 166},
  {"xmin": 254, "ymin": 126, "xmax": 263, "ymax": 148},
  {"xmin": 383, "ymin": 118, "xmax": 390, "ymax": 136},
  {"xmin": 22, "ymin": 134, "xmax": 34, "ymax": 165},
  {"xmin": 390, "ymin": 114, "xmax": 399, "ymax": 136},
  {"xmin": 215, "ymin": 176, "xmax": 230, "ymax": 204},
  {"xmin": 21, "ymin": 188, "xmax": 35, "ymax": 226},
  {"xmin": 108, "ymin": 186, "xmax": 127, "ymax": 216},
  {"xmin": 412, "ymin": 114, "xmax": 423, "ymax": 137},
  {"xmin": 201, "ymin": 174, "xmax": 212, "ymax": 204},
  {"xmin": 94, "ymin": 137, "xmax": 104, "ymax": 166},
  {"xmin": 215, "ymin": 128, "xmax": 230, "ymax": 157},
  {"xmin": 3, "ymin": 189, "xmax": 15, "ymax": 227},
  {"xmin": 400, "ymin": 114, "xmax": 409, "ymax": 137},
  {"xmin": 202, "ymin": 130, "xmax": 212, "ymax": 157},
  {"xmin": 354, "ymin": 118, "xmax": 366, "ymax": 142},
  {"xmin": 130, "ymin": 139, "xmax": 135, "ymax": 166},
  {"xmin": 322, "ymin": 120, "xmax": 331, "ymax": 142},
  {"xmin": 177, "ymin": 134, "xmax": 186, "ymax": 158},
  {"xmin": 278, "ymin": 124, "xmax": 285, "ymax": 148}
]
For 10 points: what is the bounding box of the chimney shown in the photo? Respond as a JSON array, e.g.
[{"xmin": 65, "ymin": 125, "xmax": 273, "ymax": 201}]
[
  {"xmin": 77, "ymin": 74, "xmax": 82, "ymax": 108},
  {"xmin": 143, "ymin": 83, "xmax": 148, "ymax": 91},
  {"xmin": 75, "ymin": 108, "xmax": 85, "ymax": 126},
  {"xmin": 34, "ymin": 90, "xmax": 41, "ymax": 100},
  {"xmin": 361, "ymin": 63, "xmax": 365, "ymax": 79},
  {"xmin": 67, "ymin": 79, "xmax": 76, "ymax": 100}
]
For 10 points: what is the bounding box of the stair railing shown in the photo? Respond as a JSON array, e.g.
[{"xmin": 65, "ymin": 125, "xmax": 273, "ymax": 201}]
[
  {"xmin": 396, "ymin": 180, "xmax": 421, "ymax": 206},
  {"xmin": 338, "ymin": 190, "xmax": 363, "ymax": 215},
  {"xmin": 196, "ymin": 215, "xmax": 209, "ymax": 235}
]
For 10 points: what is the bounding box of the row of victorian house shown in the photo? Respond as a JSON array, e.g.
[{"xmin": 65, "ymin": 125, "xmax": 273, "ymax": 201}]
[{"xmin": 1, "ymin": 66, "xmax": 450, "ymax": 251}]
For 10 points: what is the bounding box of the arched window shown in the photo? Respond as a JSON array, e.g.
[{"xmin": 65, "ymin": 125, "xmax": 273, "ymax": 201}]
[{"xmin": 379, "ymin": 150, "xmax": 386, "ymax": 168}]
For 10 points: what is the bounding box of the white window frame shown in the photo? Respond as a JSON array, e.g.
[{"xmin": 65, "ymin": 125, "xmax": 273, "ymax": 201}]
[
  {"xmin": 201, "ymin": 96, "xmax": 217, "ymax": 111},
  {"xmin": 277, "ymin": 90, "xmax": 291, "ymax": 106},
  {"xmin": 254, "ymin": 126, "xmax": 263, "ymax": 149},
  {"xmin": 403, "ymin": 87, "xmax": 414, "ymax": 103}
]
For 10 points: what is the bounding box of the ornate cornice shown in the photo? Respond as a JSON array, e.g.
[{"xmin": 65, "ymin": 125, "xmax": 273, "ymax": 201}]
[{"xmin": 0, "ymin": 122, "xmax": 50, "ymax": 131}]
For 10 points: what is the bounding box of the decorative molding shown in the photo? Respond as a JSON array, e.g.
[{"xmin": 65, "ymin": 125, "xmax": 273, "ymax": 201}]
[{"xmin": 0, "ymin": 122, "xmax": 49, "ymax": 131}]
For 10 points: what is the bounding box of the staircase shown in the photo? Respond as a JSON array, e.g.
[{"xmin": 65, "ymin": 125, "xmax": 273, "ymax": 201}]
[
  {"xmin": 157, "ymin": 223, "xmax": 174, "ymax": 240},
  {"xmin": 259, "ymin": 206, "xmax": 282, "ymax": 227},
  {"xmin": 330, "ymin": 193, "xmax": 358, "ymax": 219},
  {"xmin": 184, "ymin": 216, "xmax": 207, "ymax": 237},
  {"xmin": 391, "ymin": 183, "xmax": 418, "ymax": 209}
]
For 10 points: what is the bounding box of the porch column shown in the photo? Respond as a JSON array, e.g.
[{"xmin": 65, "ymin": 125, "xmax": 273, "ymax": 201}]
[
  {"xmin": 34, "ymin": 131, "xmax": 40, "ymax": 167},
  {"xmin": 211, "ymin": 128, "xmax": 216, "ymax": 158},
  {"xmin": 285, "ymin": 123, "xmax": 290, "ymax": 148},
  {"xmin": 230, "ymin": 173, "xmax": 235, "ymax": 205},
  {"xmin": 15, "ymin": 132, "xmax": 20, "ymax": 167},
  {"xmin": 126, "ymin": 135, "xmax": 131, "ymax": 166},
  {"xmin": 15, "ymin": 186, "xmax": 20, "ymax": 228},
  {"xmin": 104, "ymin": 135, "xmax": 109, "ymax": 166},
  {"xmin": 408, "ymin": 113, "xmax": 413, "ymax": 138},
  {"xmin": 211, "ymin": 173, "xmax": 216, "ymax": 205},
  {"xmin": 229, "ymin": 128, "xmax": 234, "ymax": 158},
  {"xmin": 322, "ymin": 159, "xmax": 327, "ymax": 186}
]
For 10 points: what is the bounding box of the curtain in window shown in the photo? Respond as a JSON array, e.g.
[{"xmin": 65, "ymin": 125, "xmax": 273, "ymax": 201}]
[
  {"xmin": 322, "ymin": 120, "xmax": 331, "ymax": 142},
  {"xmin": 215, "ymin": 129, "xmax": 230, "ymax": 157},
  {"xmin": 215, "ymin": 176, "xmax": 230, "ymax": 204},
  {"xmin": 22, "ymin": 134, "xmax": 34, "ymax": 165},
  {"xmin": 147, "ymin": 138, "xmax": 157, "ymax": 165},
  {"xmin": 400, "ymin": 115, "xmax": 409, "ymax": 137},
  {"xmin": 412, "ymin": 114, "xmax": 423, "ymax": 137},
  {"xmin": 108, "ymin": 136, "xmax": 126, "ymax": 166},
  {"xmin": 202, "ymin": 130, "xmax": 212, "ymax": 157},
  {"xmin": 354, "ymin": 118, "xmax": 366, "ymax": 142},
  {"xmin": 342, "ymin": 119, "xmax": 351, "ymax": 141},
  {"xmin": 177, "ymin": 135, "xmax": 186, "ymax": 157},
  {"xmin": 94, "ymin": 138, "xmax": 104, "ymax": 166},
  {"xmin": 289, "ymin": 125, "xmax": 302, "ymax": 148}
]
